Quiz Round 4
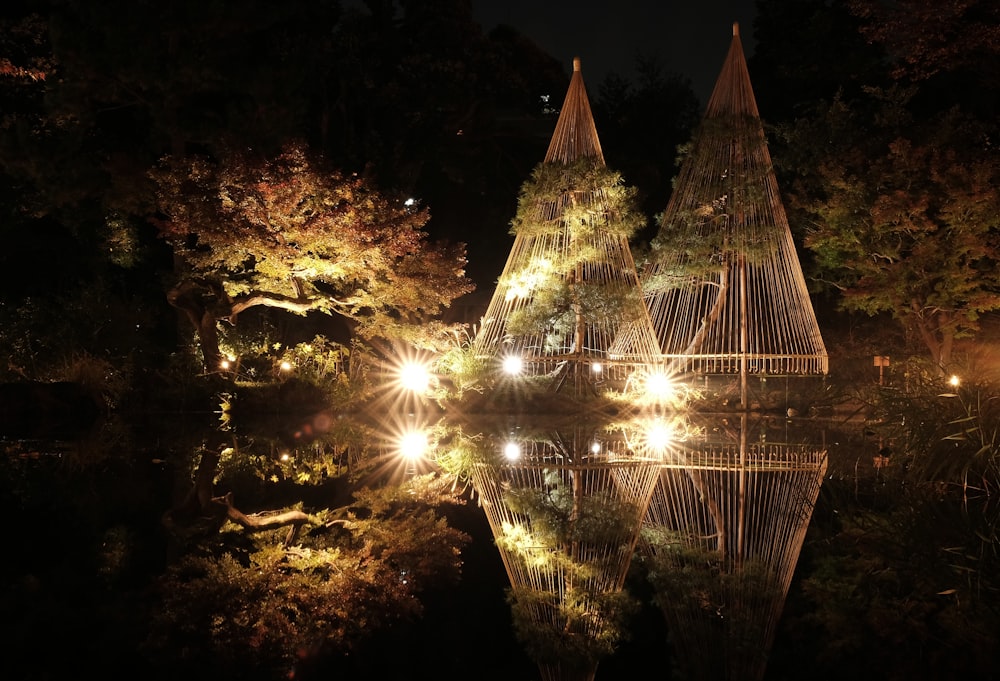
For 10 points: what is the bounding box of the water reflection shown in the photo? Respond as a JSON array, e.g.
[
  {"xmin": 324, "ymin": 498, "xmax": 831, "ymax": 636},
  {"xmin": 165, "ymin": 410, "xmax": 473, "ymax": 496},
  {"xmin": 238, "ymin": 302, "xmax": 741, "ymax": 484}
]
[
  {"xmin": 451, "ymin": 414, "xmax": 664, "ymax": 681},
  {"xmin": 3, "ymin": 398, "xmax": 832, "ymax": 680},
  {"xmin": 446, "ymin": 411, "xmax": 827, "ymax": 681},
  {"xmin": 643, "ymin": 413, "xmax": 827, "ymax": 681}
]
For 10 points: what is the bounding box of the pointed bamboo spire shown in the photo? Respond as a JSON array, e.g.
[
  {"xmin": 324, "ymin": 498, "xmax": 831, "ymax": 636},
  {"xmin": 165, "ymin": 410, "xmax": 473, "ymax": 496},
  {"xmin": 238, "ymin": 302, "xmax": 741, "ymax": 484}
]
[
  {"xmin": 472, "ymin": 57, "xmax": 661, "ymax": 394},
  {"xmin": 704, "ymin": 22, "xmax": 760, "ymax": 119},
  {"xmin": 544, "ymin": 57, "xmax": 605, "ymax": 165},
  {"xmin": 642, "ymin": 23, "xmax": 828, "ymax": 389}
]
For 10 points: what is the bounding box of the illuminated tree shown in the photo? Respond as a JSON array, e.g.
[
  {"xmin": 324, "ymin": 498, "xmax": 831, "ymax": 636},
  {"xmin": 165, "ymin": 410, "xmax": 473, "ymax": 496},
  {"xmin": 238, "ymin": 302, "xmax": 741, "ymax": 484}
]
[{"xmin": 150, "ymin": 143, "xmax": 473, "ymax": 371}]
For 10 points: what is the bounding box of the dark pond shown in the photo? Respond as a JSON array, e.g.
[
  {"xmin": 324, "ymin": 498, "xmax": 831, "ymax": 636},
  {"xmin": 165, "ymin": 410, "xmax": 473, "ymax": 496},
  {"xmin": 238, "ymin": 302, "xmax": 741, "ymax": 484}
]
[{"xmin": 0, "ymin": 398, "xmax": 891, "ymax": 681}]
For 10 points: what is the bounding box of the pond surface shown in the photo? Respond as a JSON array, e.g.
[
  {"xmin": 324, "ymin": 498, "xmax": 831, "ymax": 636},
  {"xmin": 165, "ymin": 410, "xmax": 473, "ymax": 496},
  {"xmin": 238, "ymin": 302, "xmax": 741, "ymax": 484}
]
[{"xmin": 1, "ymin": 400, "xmax": 880, "ymax": 681}]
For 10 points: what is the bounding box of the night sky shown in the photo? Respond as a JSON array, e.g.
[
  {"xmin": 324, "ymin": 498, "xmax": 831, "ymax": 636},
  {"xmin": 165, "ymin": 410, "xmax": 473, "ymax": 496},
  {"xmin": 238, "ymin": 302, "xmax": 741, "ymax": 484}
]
[{"xmin": 472, "ymin": 0, "xmax": 758, "ymax": 105}]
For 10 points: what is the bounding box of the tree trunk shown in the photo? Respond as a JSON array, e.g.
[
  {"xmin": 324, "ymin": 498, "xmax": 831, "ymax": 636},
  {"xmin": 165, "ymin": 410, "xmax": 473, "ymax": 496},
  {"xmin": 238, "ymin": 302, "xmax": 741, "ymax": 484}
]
[
  {"xmin": 167, "ymin": 281, "xmax": 225, "ymax": 373},
  {"xmin": 910, "ymin": 302, "xmax": 953, "ymax": 374}
]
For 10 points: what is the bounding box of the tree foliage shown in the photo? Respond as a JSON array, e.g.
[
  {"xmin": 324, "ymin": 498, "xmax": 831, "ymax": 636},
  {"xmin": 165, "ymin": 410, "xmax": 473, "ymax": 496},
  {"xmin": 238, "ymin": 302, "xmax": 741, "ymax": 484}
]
[
  {"xmin": 847, "ymin": 0, "xmax": 1000, "ymax": 85},
  {"xmin": 780, "ymin": 87, "xmax": 1000, "ymax": 370},
  {"xmin": 500, "ymin": 157, "xmax": 649, "ymax": 347},
  {"xmin": 151, "ymin": 142, "xmax": 473, "ymax": 369}
]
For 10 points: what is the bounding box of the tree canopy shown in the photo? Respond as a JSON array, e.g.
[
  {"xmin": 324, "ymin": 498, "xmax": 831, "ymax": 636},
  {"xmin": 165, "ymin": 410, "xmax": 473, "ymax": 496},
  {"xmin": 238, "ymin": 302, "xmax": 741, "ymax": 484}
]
[
  {"xmin": 779, "ymin": 87, "xmax": 1000, "ymax": 371},
  {"xmin": 151, "ymin": 143, "xmax": 473, "ymax": 370}
]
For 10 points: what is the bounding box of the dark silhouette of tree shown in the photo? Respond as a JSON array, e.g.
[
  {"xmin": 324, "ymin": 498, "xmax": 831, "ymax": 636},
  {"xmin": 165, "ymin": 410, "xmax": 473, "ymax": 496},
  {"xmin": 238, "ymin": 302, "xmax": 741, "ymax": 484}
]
[
  {"xmin": 749, "ymin": 0, "xmax": 887, "ymax": 123},
  {"xmin": 781, "ymin": 88, "xmax": 1000, "ymax": 371},
  {"xmin": 594, "ymin": 55, "xmax": 700, "ymax": 241}
]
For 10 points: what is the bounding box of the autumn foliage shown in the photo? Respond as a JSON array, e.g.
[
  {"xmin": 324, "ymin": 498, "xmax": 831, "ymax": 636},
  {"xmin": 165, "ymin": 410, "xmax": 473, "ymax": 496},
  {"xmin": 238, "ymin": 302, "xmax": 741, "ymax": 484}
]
[{"xmin": 150, "ymin": 143, "xmax": 473, "ymax": 369}]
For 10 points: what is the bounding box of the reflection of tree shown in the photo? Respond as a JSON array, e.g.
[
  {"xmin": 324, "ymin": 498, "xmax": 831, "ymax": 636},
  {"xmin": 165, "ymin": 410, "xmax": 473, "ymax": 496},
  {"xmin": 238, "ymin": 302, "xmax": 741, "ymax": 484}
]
[
  {"xmin": 163, "ymin": 442, "xmax": 310, "ymax": 546},
  {"xmin": 644, "ymin": 535, "xmax": 780, "ymax": 680},
  {"xmin": 150, "ymin": 431, "xmax": 470, "ymax": 677},
  {"xmin": 501, "ymin": 475, "xmax": 641, "ymax": 678},
  {"xmin": 642, "ymin": 416, "xmax": 826, "ymax": 681},
  {"xmin": 468, "ymin": 419, "xmax": 660, "ymax": 681}
]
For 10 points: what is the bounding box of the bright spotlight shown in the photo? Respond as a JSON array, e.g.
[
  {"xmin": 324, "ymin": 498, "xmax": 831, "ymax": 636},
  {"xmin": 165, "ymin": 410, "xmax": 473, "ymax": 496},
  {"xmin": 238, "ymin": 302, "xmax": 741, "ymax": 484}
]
[
  {"xmin": 399, "ymin": 430, "xmax": 429, "ymax": 460},
  {"xmin": 949, "ymin": 374, "xmax": 960, "ymax": 388},
  {"xmin": 220, "ymin": 359, "xmax": 231, "ymax": 370},
  {"xmin": 646, "ymin": 372, "xmax": 672, "ymax": 395},
  {"xmin": 280, "ymin": 361, "xmax": 292, "ymax": 372},
  {"xmin": 591, "ymin": 362, "xmax": 603, "ymax": 374},
  {"xmin": 502, "ymin": 355, "xmax": 523, "ymax": 375},
  {"xmin": 399, "ymin": 361, "xmax": 431, "ymax": 393},
  {"xmin": 503, "ymin": 441, "xmax": 521, "ymax": 461},
  {"xmin": 590, "ymin": 441, "xmax": 601, "ymax": 454}
]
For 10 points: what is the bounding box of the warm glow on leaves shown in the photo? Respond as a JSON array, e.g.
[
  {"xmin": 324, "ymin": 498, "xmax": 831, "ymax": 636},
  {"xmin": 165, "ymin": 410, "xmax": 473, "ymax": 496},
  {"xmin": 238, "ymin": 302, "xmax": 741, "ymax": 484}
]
[{"xmin": 150, "ymin": 142, "xmax": 473, "ymax": 347}]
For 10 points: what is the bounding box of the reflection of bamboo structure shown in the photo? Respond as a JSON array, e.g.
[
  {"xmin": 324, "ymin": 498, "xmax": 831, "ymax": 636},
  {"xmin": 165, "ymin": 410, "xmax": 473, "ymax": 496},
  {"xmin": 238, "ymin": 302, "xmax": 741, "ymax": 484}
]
[
  {"xmin": 643, "ymin": 414, "xmax": 826, "ymax": 681},
  {"xmin": 641, "ymin": 23, "xmax": 827, "ymax": 399},
  {"xmin": 470, "ymin": 419, "xmax": 661, "ymax": 681},
  {"xmin": 472, "ymin": 58, "xmax": 661, "ymax": 393}
]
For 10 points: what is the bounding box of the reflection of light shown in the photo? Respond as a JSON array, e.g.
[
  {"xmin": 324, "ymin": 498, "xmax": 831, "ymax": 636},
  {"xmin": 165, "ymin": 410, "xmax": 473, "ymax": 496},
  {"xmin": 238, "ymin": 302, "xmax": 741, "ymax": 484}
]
[
  {"xmin": 503, "ymin": 442, "xmax": 521, "ymax": 461},
  {"xmin": 399, "ymin": 430, "xmax": 428, "ymax": 460},
  {"xmin": 399, "ymin": 361, "xmax": 431, "ymax": 393},
  {"xmin": 503, "ymin": 356, "xmax": 523, "ymax": 375},
  {"xmin": 592, "ymin": 362, "xmax": 603, "ymax": 374},
  {"xmin": 590, "ymin": 441, "xmax": 601, "ymax": 454},
  {"xmin": 644, "ymin": 420, "xmax": 673, "ymax": 452},
  {"xmin": 949, "ymin": 374, "xmax": 960, "ymax": 388}
]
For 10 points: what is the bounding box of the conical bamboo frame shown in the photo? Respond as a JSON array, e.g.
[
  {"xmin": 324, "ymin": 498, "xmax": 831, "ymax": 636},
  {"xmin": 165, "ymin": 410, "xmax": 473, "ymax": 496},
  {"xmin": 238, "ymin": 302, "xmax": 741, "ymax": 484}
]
[
  {"xmin": 642, "ymin": 23, "xmax": 827, "ymax": 383},
  {"xmin": 473, "ymin": 58, "xmax": 662, "ymax": 393}
]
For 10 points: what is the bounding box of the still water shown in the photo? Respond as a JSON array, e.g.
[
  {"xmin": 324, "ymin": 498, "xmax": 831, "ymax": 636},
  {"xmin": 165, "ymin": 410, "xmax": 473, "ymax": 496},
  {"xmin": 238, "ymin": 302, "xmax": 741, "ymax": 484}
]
[{"xmin": 2, "ymin": 399, "xmax": 878, "ymax": 681}]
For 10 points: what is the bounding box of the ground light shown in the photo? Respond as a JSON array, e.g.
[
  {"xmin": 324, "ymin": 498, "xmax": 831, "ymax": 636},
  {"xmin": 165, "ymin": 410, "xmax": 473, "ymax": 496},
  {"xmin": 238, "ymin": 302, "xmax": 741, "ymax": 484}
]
[
  {"xmin": 398, "ymin": 361, "xmax": 432, "ymax": 394},
  {"xmin": 503, "ymin": 441, "xmax": 521, "ymax": 461},
  {"xmin": 645, "ymin": 372, "xmax": 673, "ymax": 399},
  {"xmin": 949, "ymin": 374, "xmax": 961, "ymax": 388},
  {"xmin": 503, "ymin": 355, "xmax": 523, "ymax": 376}
]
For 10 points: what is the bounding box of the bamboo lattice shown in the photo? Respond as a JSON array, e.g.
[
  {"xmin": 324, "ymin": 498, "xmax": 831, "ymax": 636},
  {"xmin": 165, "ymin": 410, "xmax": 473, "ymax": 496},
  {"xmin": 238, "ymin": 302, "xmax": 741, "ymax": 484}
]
[
  {"xmin": 642, "ymin": 23, "xmax": 827, "ymax": 378},
  {"xmin": 469, "ymin": 419, "xmax": 662, "ymax": 681},
  {"xmin": 642, "ymin": 414, "xmax": 827, "ymax": 681},
  {"xmin": 472, "ymin": 58, "xmax": 662, "ymax": 391}
]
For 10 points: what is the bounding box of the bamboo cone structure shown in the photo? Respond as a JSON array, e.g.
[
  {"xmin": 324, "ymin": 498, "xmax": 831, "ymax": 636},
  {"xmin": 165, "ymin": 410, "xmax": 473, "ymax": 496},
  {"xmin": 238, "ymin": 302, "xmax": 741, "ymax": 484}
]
[
  {"xmin": 472, "ymin": 57, "xmax": 662, "ymax": 395},
  {"xmin": 641, "ymin": 23, "xmax": 827, "ymax": 404},
  {"xmin": 469, "ymin": 416, "xmax": 662, "ymax": 681},
  {"xmin": 642, "ymin": 413, "xmax": 827, "ymax": 681}
]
